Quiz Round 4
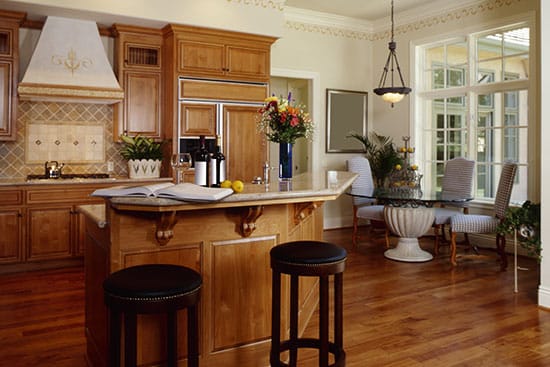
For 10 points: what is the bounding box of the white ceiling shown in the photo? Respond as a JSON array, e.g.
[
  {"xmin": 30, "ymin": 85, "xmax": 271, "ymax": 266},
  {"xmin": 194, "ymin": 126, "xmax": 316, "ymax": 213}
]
[{"xmin": 285, "ymin": 0, "xmax": 445, "ymax": 22}]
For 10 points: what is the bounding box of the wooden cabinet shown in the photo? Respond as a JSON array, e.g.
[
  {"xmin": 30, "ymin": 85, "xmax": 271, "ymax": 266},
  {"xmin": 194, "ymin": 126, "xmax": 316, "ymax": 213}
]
[
  {"xmin": 27, "ymin": 205, "xmax": 73, "ymax": 261},
  {"xmin": 0, "ymin": 11, "xmax": 25, "ymax": 141},
  {"xmin": 179, "ymin": 102, "xmax": 216, "ymax": 137},
  {"xmin": 0, "ymin": 188, "xmax": 24, "ymax": 264},
  {"xmin": 223, "ymin": 104, "xmax": 267, "ymax": 182},
  {"xmin": 113, "ymin": 24, "xmax": 163, "ymax": 140},
  {"xmin": 170, "ymin": 25, "xmax": 275, "ymax": 83}
]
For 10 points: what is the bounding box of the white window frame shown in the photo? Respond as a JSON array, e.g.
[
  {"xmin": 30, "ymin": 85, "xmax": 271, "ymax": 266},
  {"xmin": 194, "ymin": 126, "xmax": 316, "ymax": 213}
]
[{"xmin": 411, "ymin": 13, "xmax": 537, "ymax": 205}]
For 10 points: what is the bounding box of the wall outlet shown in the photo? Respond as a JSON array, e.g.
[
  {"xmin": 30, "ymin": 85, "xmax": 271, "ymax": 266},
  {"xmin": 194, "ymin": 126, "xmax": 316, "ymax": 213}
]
[{"xmin": 107, "ymin": 161, "xmax": 114, "ymax": 172}]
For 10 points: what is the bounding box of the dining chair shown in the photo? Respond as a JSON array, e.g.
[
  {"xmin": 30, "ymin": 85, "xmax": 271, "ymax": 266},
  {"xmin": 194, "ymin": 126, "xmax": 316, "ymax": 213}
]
[
  {"xmin": 432, "ymin": 157, "xmax": 475, "ymax": 255},
  {"xmin": 347, "ymin": 156, "xmax": 389, "ymax": 250},
  {"xmin": 449, "ymin": 162, "xmax": 518, "ymax": 269}
]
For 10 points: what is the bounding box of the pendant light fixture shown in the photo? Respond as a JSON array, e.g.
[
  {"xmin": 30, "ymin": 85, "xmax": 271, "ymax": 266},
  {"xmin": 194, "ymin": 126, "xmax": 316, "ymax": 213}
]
[{"xmin": 373, "ymin": 0, "xmax": 411, "ymax": 107}]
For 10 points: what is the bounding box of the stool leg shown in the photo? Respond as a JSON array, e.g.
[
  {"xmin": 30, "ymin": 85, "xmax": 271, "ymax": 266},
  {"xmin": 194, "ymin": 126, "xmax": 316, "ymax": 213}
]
[
  {"xmin": 187, "ymin": 305, "xmax": 199, "ymax": 367},
  {"xmin": 109, "ymin": 310, "xmax": 121, "ymax": 367},
  {"xmin": 167, "ymin": 311, "xmax": 177, "ymax": 367},
  {"xmin": 124, "ymin": 313, "xmax": 137, "ymax": 367},
  {"xmin": 334, "ymin": 272, "xmax": 343, "ymax": 356},
  {"xmin": 319, "ymin": 275, "xmax": 329, "ymax": 367},
  {"xmin": 289, "ymin": 274, "xmax": 299, "ymax": 367},
  {"xmin": 270, "ymin": 270, "xmax": 281, "ymax": 367}
]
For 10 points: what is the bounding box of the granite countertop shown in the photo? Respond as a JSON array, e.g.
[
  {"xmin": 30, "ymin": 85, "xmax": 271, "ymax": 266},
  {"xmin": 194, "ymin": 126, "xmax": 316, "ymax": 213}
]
[
  {"xmin": 0, "ymin": 176, "xmax": 172, "ymax": 186},
  {"xmin": 107, "ymin": 170, "xmax": 358, "ymax": 210},
  {"xmin": 77, "ymin": 204, "xmax": 107, "ymax": 228}
]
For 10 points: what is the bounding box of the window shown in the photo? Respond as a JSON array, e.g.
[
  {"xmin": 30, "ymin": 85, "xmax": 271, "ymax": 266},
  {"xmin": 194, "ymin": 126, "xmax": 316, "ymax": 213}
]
[{"xmin": 417, "ymin": 24, "xmax": 531, "ymax": 203}]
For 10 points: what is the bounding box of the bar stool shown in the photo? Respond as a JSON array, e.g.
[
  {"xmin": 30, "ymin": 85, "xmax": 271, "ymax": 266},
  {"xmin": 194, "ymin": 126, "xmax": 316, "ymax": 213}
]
[
  {"xmin": 270, "ymin": 240, "xmax": 347, "ymax": 367},
  {"xmin": 103, "ymin": 264, "xmax": 202, "ymax": 367}
]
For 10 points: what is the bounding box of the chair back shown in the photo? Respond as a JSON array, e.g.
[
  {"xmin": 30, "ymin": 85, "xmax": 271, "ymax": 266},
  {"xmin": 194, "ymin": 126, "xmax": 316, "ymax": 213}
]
[
  {"xmin": 347, "ymin": 156, "xmax": 375, "ymax": 207},
  {"xmin": 441, "ymin": 157, "xmax": 475, "ymax": 201},
  {"xmin": 494, "ymin": 162, "xmax": 518, "ymax": 219}
]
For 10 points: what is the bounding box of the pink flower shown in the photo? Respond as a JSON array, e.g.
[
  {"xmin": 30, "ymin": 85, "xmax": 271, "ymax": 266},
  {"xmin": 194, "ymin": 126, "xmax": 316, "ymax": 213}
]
[{"xmin": 290, "ymin": 116, "xmax": 299, "ymax": 127}]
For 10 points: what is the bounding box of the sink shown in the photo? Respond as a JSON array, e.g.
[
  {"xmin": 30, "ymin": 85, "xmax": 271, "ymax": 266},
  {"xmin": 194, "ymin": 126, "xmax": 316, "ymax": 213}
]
[{"xmin": 27, "ymin": 173, "xmax": 115, "ymax": 181}]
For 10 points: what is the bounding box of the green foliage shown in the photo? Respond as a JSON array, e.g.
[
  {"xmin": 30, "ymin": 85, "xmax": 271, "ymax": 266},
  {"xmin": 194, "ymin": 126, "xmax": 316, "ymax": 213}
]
[
  {"xmin": 497, "ymin": 201, "xmax": 541, "ymax": 261},
  {"xmin": 119, "ymin": 135, "xmax": 164, "ymax": 161},
  {"xmin": 347, "ymin": 132, "xmax": 403, "ymax": 187}
]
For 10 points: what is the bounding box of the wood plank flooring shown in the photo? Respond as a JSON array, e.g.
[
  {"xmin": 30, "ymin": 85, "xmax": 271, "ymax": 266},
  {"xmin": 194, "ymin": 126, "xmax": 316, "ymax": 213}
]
[{"xmin": 1, "ymin": 227, "xmax": 549, "ymax": 366}]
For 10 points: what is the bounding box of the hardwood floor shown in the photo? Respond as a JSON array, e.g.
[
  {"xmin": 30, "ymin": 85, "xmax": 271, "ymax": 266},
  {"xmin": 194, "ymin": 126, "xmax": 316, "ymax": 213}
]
[{"xmin": 1, "ymin": 227, "xmax": 549, "ymax": 366}]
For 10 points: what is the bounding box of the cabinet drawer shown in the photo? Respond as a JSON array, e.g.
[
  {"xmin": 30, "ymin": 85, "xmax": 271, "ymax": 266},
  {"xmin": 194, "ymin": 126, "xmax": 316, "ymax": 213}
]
[
  {"xmin": 0, "ymin": 189, "xmax": 23, "ymax": 205},
  {"xmin": 26, "ymin": 187, "xmax": 101, "ymax": 204},
  {"xmin": 179, "ymin": 79, "xmax": 267, "ymax": 102}
]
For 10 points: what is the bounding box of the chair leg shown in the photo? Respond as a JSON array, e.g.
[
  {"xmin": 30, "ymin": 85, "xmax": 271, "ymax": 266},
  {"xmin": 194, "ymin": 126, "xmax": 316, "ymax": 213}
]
[
  {"xmin": 497, "ymin": 234, "xmax": 508, "ymax": 271},
  {"xmin": 450, "ymin": 231, "xmax": 458, "ymax": 266},
  {"xmin": 384, "ymin": 226, "xmax": 390, "ymax": 249},
  {"xmin": 352, "ymin": 207, "xmax": 359, "ymax": 250},
  {"xmin": 433, "ymin": 224, "xmax": 441, "ymax": 256},
  {"xmin": 109, "ymin": 310, "xmax": 121, "ymax": 367}
]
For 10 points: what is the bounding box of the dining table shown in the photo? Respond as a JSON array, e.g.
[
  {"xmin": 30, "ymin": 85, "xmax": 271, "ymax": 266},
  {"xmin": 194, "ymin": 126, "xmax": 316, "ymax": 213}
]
[{"xmin": 348, "ymin": 187, "xmax": 473, "ymax": 262}]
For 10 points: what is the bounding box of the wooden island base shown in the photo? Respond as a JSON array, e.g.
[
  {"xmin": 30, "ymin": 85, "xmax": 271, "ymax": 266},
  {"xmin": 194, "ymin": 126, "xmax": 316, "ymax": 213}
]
[{"xmin": 81, "ymin": 171, "xmax": 356, "ymax": 367}]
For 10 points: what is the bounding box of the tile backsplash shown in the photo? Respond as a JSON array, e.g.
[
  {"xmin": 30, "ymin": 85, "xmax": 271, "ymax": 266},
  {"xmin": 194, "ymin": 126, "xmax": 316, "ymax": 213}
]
[{"xmin": 0, "ymin": 101, "xmax": 128, "ymax": 179}]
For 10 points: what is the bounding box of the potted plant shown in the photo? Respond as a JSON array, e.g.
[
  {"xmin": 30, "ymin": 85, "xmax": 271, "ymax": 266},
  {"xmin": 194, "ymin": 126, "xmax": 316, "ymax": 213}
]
[
  {"xmin": 120, "ymin": 135, "xmax": 164, "ymax": 179},
  {"xmin": 347, "ymin": 132, "xmax": 403, "ymax": 188},
  {"xmin": 497, "ymin": 200, "xmax": 541, "ymax": 261}
]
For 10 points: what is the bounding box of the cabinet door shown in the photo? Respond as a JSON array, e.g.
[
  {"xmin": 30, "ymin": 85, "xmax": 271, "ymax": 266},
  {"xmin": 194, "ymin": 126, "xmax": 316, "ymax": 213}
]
[
  {"xmin": 179, "ymin": 102, "xmax": 216, "ymax": 137},
  {"xmin": 222, "ymin": 105, "xmax": 267, "ymax": 182},
  {"xmin": 0, "ymin": 61, "xmax": 13, "ymax": 139},
  {"xmin": 177, "ymin": 40, "xmax": 225, "ymax": 76},
  {"xmin": 0, "ymin": 208, "xmax": 22, "ymax": 264},
  {"xmin": 122, "ymin": 71, "xmax": 162, "ymax": 138},
  {"xmin": 27, "ymin": 206, "xmax": 72, "ymax": 261},
  {"xmin": 226, "ymin": 45, "xmax": 270, "ymax": 81}
]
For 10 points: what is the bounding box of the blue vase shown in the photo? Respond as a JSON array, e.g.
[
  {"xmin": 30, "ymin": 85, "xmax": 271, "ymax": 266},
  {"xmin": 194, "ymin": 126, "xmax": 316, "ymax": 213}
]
[{"xmin": 279, "ymin": 142, "xmax": 293, "ymax": 180}]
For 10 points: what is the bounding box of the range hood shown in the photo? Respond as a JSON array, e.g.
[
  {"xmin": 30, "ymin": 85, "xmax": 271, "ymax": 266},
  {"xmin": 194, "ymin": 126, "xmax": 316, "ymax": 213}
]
[{"xmin": 18, "ymin": 16, "xmax": 124, "ymax": 104}]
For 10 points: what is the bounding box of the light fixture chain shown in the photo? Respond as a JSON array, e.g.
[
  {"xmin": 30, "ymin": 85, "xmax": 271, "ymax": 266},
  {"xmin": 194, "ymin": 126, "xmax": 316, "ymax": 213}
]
[{"xmin": 391, "ymin": 0, "xmax": 395, "ymax": 42}]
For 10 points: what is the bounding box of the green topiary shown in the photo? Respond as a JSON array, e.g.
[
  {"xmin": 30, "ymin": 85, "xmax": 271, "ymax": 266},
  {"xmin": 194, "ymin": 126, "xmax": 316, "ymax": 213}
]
[{"xmin": 119, "ymin": 135, "xmax": 164, "ymax": 161}]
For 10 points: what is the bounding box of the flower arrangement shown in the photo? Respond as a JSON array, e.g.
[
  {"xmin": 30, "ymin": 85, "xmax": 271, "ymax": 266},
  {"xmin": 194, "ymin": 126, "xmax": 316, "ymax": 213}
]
[{"xmin": 256, "ymin": 93, "xmax": 314, "ymax": 144}]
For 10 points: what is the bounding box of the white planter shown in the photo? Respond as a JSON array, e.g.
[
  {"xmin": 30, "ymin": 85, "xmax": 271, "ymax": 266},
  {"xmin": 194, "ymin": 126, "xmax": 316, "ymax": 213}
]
[{"xmin": 128, "ymin": 159, "xmax": 162, "ymax": 179}]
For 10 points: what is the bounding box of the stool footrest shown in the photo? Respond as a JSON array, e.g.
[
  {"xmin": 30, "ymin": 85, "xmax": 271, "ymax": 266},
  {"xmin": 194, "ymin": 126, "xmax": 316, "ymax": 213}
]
[{"xmin": 272, "ymin": 338, "xmax": 346, "ymax": 367}]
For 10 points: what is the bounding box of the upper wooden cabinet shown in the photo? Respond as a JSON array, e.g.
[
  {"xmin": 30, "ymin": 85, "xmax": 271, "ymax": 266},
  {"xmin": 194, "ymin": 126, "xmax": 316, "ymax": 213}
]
[
  {"xmin": 165, "ymin": 24, "xmax": 276, "ymax": 83},
  {"xmin": 113, "ymin": 24, "xmax": 163, "ymax": 140},
  {"xmin": 0, "ymin": 11, "xmax": 25, "ymax": 141}
]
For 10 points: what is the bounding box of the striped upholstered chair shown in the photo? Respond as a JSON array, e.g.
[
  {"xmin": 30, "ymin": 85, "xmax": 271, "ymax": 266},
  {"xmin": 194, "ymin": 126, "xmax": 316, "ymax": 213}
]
[
  {"xmin": 347, "ymin": 156, "xmax": 389, "ymax": 250},
  {"xmin": 449, "ymin": 162, "xmax": 517, "ymax": 269},
  {"xmin": 432, "ymin": 157, "xmax": 475, "ymax": 255}
]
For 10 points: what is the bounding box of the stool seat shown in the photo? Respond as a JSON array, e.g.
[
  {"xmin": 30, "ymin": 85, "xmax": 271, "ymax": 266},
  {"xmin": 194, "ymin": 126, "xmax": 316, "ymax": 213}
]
[
  {"xmin": 103, "ymin": 264, "xmax": 201, "ymax": 367},
  {"xmin": 103, "ymin": 264, "xmax": 202, "ymax": 302},
  {"xmin": 270, "ymin": 241, "xmax": 347, "ymax": 265},
  {"xmin": 270, "ymin": 241, "xmax": 347, "ymax": 367}
]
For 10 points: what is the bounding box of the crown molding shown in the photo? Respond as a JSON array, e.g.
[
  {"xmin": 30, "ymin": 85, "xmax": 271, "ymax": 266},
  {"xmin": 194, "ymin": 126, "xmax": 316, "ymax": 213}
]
[{"xmin": 284, "ymin": 6, "xmax": 373, "ymax": 34}]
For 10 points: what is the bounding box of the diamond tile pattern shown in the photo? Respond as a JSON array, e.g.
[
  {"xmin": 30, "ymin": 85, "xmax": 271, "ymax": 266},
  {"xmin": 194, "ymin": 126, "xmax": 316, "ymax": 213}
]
[{"xmin": 0, "ymin": 101, "xmax": 128, "ymax": 179}]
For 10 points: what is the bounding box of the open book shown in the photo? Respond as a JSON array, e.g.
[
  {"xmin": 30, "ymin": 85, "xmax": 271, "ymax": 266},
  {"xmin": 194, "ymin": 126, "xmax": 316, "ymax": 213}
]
[{"xmin": 91, "ymin": 182, "xmax": 233, "ymax": 202}]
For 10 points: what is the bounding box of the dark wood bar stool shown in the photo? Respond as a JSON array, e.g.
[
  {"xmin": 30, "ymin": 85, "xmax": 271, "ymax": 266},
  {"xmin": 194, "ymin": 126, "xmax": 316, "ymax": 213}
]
[
  {"xmin": 103, "ymin": 264, "xmax": 202, "ymax": 367},
  {"xmin": 270, "ymin": 240, "xmax": 347, "ymax": 367}
]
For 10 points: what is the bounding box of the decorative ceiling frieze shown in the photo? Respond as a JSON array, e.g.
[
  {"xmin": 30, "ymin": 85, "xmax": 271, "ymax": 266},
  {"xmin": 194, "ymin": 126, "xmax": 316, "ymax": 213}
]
[
  {"xmin": 226, "ymin": 0, "xmax": 284, "ymax": 12},
  {"xmin": 284, "ymin": 0, "xmax": 527, "ymax": 40}
]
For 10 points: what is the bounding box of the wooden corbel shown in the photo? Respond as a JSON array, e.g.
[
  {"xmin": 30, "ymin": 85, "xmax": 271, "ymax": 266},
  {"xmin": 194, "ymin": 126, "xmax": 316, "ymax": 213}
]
[
  {"xmin": 155, "ymin": 211, "xmax": 178, "ymax": 246},
  {"xmin": 294, "ymin": 202, "xmax": 319, "ymax": 225},
  {"xmin": 239, "ymin": 205, "xmax": 264, "ymax": 237}
]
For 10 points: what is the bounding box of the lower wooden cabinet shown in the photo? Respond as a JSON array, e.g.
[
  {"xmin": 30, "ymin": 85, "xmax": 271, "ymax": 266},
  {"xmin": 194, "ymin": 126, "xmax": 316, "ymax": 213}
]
[{"xmin": 0, "ymin": 207, "xmax": 23, "ymax": 264}]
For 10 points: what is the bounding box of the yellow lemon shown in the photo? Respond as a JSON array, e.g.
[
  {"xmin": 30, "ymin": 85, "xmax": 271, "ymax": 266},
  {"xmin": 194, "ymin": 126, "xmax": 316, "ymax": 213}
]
[
  {"xmin": 411, "ymin": 164, "xmax": 418, "ymax": 171},
  {"xmin": 408, "ymin": 147, "xmax": 415, "ymax": 153},
  {"xmin": 220, "ymin": 180, "xmax": 232, "ymax": 188},
  {"xmin": 395, "ymin": 164, "xmax": 402, "ymax": 170},
  {"xmin": 232, "ymin": 180, "xmax": 244, "ymax": 193}
]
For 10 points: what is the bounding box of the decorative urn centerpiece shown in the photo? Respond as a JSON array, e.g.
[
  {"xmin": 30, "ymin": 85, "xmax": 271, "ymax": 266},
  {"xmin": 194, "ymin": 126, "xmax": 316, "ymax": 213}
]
[
  {"xmin": 256, "ymin": 93, "xmax": 314, "ymax": 180},
  {"xmin": 120, "ymin": 135, "xmax": 164, "ymax": 179},
  {"xmin": 389, "ymin": 136, "xmax": 422, "ymax": 195}
]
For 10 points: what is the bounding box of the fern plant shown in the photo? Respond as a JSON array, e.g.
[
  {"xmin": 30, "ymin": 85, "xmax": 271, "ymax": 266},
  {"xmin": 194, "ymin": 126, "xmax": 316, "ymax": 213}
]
[
  {"xmin": 347, "ymin": 132, "xmax": 403, "ymax": 187},
  {"xmin": 497, "ymin": 200, "xmax": 541, "ymax": 261},
  {"xmin": 119, "ymin": 135, "xmax": 164, "ymax": 161}
]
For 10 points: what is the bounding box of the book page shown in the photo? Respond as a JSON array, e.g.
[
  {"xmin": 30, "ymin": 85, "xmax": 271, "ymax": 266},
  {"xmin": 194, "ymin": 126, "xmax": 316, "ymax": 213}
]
[
  {"xmin": 91, "ymin": 182, "xmax": 174, "ymax": 197},
  {"xmin": 155, "ymin": 183, "xmax": 233, "ymax": 202}
]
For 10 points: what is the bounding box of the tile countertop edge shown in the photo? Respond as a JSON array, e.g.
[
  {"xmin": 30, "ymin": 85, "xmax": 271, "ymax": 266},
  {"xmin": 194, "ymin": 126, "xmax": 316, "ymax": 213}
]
[{"xmin": 77, "ymin": 204, "xmax": 107, "ymax": 228}]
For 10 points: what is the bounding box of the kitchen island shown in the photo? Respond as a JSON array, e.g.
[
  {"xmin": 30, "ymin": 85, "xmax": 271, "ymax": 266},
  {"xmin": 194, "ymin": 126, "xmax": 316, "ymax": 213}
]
[{"xmin": 80, "ymin": 170, "xmax": 356, "ymax": 367}]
